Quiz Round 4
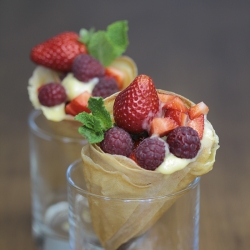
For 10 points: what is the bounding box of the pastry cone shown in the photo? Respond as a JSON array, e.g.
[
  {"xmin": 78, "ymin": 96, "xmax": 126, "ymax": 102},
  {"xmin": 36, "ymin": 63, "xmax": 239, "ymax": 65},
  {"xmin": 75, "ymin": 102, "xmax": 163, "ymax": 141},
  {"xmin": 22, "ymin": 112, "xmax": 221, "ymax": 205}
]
[{"xmin": 81, "ymin": 90, "xmax": 219, "ymax": 250}]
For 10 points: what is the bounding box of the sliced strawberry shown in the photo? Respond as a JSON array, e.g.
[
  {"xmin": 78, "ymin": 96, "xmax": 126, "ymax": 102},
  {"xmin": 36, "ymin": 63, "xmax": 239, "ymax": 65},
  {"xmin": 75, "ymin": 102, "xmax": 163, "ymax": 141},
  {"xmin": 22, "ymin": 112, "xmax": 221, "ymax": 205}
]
[
  {"xmin": 114, "ymin": 74, "xmax": 160, "ymax": 134},
  {"xmin": 129, "ymin": 151, "xmax": 137, "ymax": 163},
  {"xmin": 65, "ymin": 91, "xmax": 91, "ymax": 116},
  {"xmin": 105, "ymin": 67, "xmax": 124, "ymax": 90},
  {"xmin": 189, "ymin": 102, "xmax": 209, "ymax": 120},
  {"xmin": 165, "ymin": 109, "xmax": 189, "ymax": 126},
  {"xmin": 149, "ymin": 117, "xmax": 178, "ymax": 137},
  {"xmin": 187, "ymin": 114, "xmax": 204, "ymax": 139},
  {"xmin": 158, "ymin": 93, "xmax": 175, "ymax": 105},
  {"xmin": 161, "ymin": 96, "xmax": 188, "ymax": 113}
]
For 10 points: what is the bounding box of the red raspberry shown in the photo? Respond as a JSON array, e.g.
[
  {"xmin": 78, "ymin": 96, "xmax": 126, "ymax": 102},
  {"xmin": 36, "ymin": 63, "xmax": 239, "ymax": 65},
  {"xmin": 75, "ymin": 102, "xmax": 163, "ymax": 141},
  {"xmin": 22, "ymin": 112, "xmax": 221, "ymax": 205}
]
[
  {"xmin": 38, "ymin": 83, "xmax": 67, "ymax": 107},
  {"xmin": 167, "ymin": 126, "xmax": 201, "ymax": 159},
  {"xmin": 100, "ymin": 127, "xmax": 133, "ymax": 157},
  {"xmin": 92, "ymin": 76, "xmax": 119, "ymax": 98},
  {"xmin": 134, "ymin": 137, "xmax": 167, "ymax": 171},
  {"xmin": 72, "ymin": 54, "xmax": 105, "ymax": 82}
]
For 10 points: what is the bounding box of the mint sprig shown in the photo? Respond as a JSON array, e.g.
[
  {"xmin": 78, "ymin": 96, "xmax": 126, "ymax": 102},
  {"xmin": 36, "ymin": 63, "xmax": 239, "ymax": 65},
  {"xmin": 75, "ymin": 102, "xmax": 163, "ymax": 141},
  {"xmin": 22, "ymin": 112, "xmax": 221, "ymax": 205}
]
[
  {"xmin": 79, "ymin": 20, "xmax": 129, "ymax": 67},
  {"xmin": 75, "ymin": 97, "xmax": 113, "ymax": 144}
]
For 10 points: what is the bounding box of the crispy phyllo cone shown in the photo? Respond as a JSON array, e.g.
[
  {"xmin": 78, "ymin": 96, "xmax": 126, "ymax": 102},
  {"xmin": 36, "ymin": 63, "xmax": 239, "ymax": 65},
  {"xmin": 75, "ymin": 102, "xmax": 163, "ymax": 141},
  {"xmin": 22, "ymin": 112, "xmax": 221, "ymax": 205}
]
[
  {"xmin": 80, "ymin": 90, "xmax": 219, "ymax": 249},
  {"xmin": 108, "ymin": 56, "xmax": 138, "ymax": 89}
]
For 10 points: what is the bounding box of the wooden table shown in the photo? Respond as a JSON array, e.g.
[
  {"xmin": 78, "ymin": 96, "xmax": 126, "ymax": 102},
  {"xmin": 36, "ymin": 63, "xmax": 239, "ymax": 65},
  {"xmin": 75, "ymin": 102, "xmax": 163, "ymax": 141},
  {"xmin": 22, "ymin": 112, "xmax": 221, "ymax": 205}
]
[{"xmin": 0, "ymin": 1, "xmax": 249, "ymax": 249}]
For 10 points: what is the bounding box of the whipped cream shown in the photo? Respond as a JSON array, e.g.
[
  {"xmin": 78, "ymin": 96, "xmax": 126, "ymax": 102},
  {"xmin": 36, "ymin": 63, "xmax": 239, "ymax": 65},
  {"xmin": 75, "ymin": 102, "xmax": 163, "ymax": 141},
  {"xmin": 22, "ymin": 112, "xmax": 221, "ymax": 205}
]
[{"xmin": 156, "ymin": 119, "xmax": 217, "ymax": 175}]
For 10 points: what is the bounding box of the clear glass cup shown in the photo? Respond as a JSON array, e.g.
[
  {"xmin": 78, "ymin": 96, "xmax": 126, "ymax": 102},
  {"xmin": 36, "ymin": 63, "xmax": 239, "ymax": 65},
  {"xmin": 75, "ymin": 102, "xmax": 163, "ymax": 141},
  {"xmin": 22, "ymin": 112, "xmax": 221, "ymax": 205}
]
[
  {"xmin": 67, "ymin": 159, "xmax": 200, "ymax": 250},
  {"xmin": 28, "ymin": 110, "xmax": 87, "ymax": 250}
]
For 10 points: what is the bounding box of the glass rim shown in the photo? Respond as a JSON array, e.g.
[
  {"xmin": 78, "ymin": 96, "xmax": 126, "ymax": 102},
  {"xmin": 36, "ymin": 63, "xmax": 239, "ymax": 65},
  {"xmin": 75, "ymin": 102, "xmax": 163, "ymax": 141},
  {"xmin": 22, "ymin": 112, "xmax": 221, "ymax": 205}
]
[
  {"xmin": 67, "ymin": 158, "xmax": 200, "ymax": 202},
  {"xmin": 28, "ymin": 109, "xmax": 87, "ymax": 143}
]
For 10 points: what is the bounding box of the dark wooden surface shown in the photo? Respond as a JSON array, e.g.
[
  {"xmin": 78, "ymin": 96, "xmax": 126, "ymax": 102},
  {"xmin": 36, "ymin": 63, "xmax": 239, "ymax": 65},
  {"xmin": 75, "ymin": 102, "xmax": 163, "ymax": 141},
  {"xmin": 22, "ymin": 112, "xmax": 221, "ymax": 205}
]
[{"xmin": 0, "ymin": 1, "xmax": 249, "ymax": 249}]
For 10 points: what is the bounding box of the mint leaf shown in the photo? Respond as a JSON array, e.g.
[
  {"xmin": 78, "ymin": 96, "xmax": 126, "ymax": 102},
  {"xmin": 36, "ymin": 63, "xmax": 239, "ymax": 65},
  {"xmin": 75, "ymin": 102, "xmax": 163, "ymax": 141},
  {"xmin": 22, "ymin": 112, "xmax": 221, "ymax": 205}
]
[
  {"xmin": 78, "ymin": 126, "xmax": 104, "ymax": 144},
  {"xmin": 85, "ymin": 20, "xmax": 129, "ymax": 66},
  {"xmin": 106, "ymin": 20, "xmax": 129, "ymax": 57},
  {"xmin": 79, "ymin": 28, "xmax": 95, "ymax": 44},
  {"xmin": 88, "ymin": 97, "xmax": 112, "ymax": 130},
  {"xmin": 87, "ymin": 31, "xmax": 117, "ymax": 66},
  {"xmin": 75, "ymin": 97, "xmax": 113, "ymax": 143},
  {"xmin": 75, "ymin": 112, "xmax": 103, "ymax": 131}
]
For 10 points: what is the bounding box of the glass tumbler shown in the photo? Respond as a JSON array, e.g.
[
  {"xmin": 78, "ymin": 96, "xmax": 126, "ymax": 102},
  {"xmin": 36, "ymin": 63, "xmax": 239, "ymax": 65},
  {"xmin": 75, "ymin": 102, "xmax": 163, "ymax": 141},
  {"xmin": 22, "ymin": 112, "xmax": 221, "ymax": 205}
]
[
  {"xmin": 28, "ymin": 110, "xmax": 87, "ymax": 250},
  {"xmin": 67, "ymin": 159, "xmax": 200, "ymax": 250}
]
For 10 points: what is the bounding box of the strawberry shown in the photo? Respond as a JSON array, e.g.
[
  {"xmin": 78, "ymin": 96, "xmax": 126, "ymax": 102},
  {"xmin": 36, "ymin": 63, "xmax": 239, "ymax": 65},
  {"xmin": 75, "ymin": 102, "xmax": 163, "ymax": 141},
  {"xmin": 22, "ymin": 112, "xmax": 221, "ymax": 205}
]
[
  {"xmin": 164, "ymin": 109, "xmax": 189, "ymax": 126},
  {"xmin": 129, "ymin": 150, "xmax": 138, "ymax": 163},
  {"xmin": 65, "ymin": 91, "xmax": 91, "ymax": 116},
  {"xmin": 30, "ymin": 32, "xmax": 87, "ymax": 72},
  {"xmin": 114, "ymin": 74, "xmax": 160, "ymax": 134},
  {"xmin": 149, "ymin": 117, "xmax": 178, "ymax": 136},
  {"xmin": 161, "ymin": 96, "xmax": 188, "ymax": 113},
  {"xmin": 105, "ymin": 67, "xmax": 124, "ymax": 90},
  {"xmin": 189, "ymin": 102, "xmax": 209, "ymax": 119},
  {"xmin": 187, "ymin": 114, "xmax": 204, "ymax": 139},
  {"xmin": 158, "ymin": 93, "xmax": 175, "ymax": 105}
]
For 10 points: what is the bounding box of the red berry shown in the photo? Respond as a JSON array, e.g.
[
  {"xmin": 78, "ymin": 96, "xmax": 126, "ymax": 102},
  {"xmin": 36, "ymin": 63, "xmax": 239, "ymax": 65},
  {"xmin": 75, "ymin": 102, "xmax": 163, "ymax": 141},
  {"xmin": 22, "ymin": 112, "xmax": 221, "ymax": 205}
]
[
  {"xmin": 38, "ymin": 83, "xmax": 67, "ymax": 107},
  {"xmin": 134, "ymin": 137, "xmax": 167, "ymax": 171},
  {"xmin": 161, "ymin": 96, "xmax": 188, "ymax": 113},
  {"xmin": 72, "ymin": 54, "xmax": 105, "ymax": 82},
  {"xmin": 167, "ymin": 126, "xmax": 201, "ymax": 159},
  {"xmin": 30, "ymin": 32, "xmax": 87, "ymax": 72},
  {"xmin": 114, "ymin": 74, "xmax": 160, "ymax": 134},
  {"xmin": 100, "ymin": 127, "xmax": 133, "ymax": 157},
  {"xmin": 92, "ymin": 76, "xmax": 119, "ymax": 98},
  {"xmin": 65, "ymin": 91, "xmax": 91, "ymax": 116},
  {"xmin": 188, "ymin": 102, "xmax": 209, "ymax": 120},
  {"xmin": 187, "ymin": 114, "xmax": 204, "ymax": 139},
  {"xmin": 164, "ymin": 109, "xmax": 188, "ymax": 126},
  {"xmin": 149, "ymin": 117, "xmax": 178, "ymax": 137},
  {"xmin": 105, "ymin": 67, "xmax": 124, "ymax": 90}
]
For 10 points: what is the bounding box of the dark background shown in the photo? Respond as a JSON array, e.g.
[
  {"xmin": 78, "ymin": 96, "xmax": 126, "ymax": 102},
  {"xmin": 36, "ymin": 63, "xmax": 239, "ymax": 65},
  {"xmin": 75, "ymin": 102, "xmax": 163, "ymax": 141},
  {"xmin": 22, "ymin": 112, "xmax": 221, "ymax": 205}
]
[{"xmin": 0, "ymin": 1, "xmax": 249, "ymax": 250}]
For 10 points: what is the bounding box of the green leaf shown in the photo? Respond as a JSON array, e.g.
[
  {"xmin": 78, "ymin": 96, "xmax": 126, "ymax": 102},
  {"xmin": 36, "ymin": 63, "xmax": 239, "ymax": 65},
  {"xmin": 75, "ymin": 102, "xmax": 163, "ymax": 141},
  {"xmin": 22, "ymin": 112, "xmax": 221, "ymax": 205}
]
[
  {"xmin": 88, "ymin": 97, "xmax": 112, "ymax": 130},
  {"xmin": 75, "ymin": 97, "xmax": 113, "ymax": 143},
  {"xmin": 87, "ymin": 31, "xmax": 117, "ymax": 66},
  {"xmin": 78, "ymin": 126, "xmax": 104, "ymax": 144},
  {"xmin": 75, "ymin": 112, "xmax": 103, "ymax": 131},
  {"xmin": 79, "ymin": 28, "xmax": 95, "ymax": 44},
  {"xmin": 106, "ymin": 20, "xmax": 129, "ymax": 57},
  {"xmin": 86, "ymin": 20, "xmax": 129, "ymax": 66}
]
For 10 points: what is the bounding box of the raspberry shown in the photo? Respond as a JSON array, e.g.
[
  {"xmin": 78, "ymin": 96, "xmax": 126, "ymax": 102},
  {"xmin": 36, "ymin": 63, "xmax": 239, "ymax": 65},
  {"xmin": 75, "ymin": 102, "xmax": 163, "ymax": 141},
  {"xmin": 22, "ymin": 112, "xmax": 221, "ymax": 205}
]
[
  {"xmin": 167, "ymin": 126, "xmax": 201, "ymax": 159},
  {"xmin": 100, "ymin": 127, "xmax": 133, "ymax": 157},
  {"xmin": 38, "ymin": 83, "xmax": 67, "ymax": 107},
  {"xmin": 72, "ymin": 54, "xmax": 105, "ymax": 82},
  {"xmin": 92, "ymin": 76, "xmax": 119, "ymax": 98},
  {"xmin": 134, "ymin": 137, "xmax": 167, "ymax": 171}
]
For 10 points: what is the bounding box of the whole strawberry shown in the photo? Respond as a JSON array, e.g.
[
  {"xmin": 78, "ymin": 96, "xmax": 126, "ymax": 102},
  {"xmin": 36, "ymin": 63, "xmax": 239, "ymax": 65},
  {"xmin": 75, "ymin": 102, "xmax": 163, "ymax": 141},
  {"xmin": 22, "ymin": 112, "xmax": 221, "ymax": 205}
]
[
  {"xmin": 114, "ymin": 74, "xmax": 160, "ymax": 133},
  {"xmin": 30, "ymin": 32, "xmax": 87, "ymax": 72}
]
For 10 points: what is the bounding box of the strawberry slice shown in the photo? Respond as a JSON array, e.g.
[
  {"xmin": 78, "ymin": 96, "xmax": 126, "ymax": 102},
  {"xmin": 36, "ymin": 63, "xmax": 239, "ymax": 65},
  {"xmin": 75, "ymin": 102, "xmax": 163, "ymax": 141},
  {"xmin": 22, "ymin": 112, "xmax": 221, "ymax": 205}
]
[
  {"xmin": 158, "ymin": 93, "xmax": 175, "ymax": 104},
  {"xmin": 165, "ymin": 109, "xmax": 189, "ymax": 126},
  {"xmin": 149, "ymin": 117, "xmax": 178, "ymax": 136},
  {"xmin": 105, "ymin": 67, "xmax": 124, "ymax": 90},
  {"xmin": 161, "ymin": 95, "xmax": 188, "ymax": 113},
  {"xmin": 129, "ymin": 150, "xmax": 138, "ymax": 163},
  {"xmin": 189, "ymin": 102, "xmax": 209, "ymax": 119},
  {"xmin": 30, "ymin": 32, "xmax": 87, "ymax": 72},
  {"xmin": 65, "ymin": 91, "xmax": 91, "ymax": 116},
  {"xmin": 187, "ymin": 114, "xmax": 204, "ymax": 139},
  {"xmin": 114, "ymin": 74, "xmax": 160, "ymax": 134}
]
